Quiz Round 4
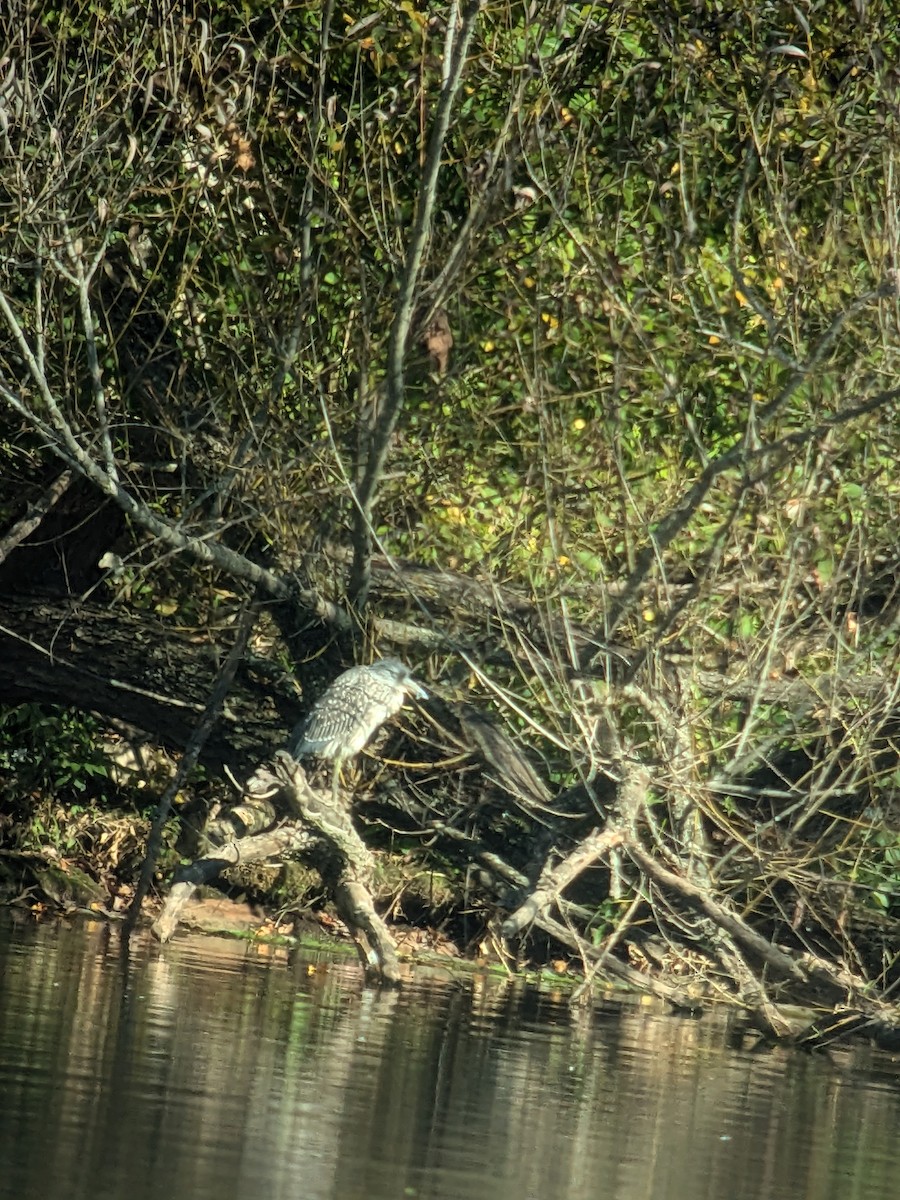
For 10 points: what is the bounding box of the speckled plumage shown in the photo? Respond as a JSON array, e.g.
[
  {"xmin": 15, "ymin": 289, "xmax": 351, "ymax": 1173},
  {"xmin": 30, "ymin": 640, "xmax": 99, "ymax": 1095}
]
[{"xmin": 288, "ymin": 659, "xmax": 427, "ymax": 766}]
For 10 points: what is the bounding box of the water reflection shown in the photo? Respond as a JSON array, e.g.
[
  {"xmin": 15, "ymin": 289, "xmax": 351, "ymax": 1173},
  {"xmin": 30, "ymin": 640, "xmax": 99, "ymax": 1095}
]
[{"xmin": 0, "ymin": 911, "xmax": 897, "ymax": 1200}]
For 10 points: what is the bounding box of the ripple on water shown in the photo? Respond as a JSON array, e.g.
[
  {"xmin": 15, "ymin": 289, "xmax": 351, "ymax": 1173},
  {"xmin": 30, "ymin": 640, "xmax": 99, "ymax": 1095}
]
[{"xmin": 1, "ymin": 913, "xmax": 898, "ymax": 1200}]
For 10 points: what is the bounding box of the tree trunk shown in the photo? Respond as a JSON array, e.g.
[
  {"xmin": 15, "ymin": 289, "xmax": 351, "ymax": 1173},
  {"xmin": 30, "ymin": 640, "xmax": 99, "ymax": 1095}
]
[{"xmin": 0, "ymin": 595, "xmax": 291, "ymax": 768}]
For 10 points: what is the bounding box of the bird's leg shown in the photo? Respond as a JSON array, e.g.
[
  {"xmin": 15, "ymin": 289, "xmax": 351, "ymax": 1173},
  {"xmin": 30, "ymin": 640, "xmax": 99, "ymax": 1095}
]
[{"xmin": 330, "ymin": 757, "xmax": 343, "ymax": 807}]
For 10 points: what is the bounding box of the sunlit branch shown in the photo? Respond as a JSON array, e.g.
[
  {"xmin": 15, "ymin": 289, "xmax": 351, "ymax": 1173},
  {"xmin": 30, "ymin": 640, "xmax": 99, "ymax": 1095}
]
[
  {"xmin": 0, "ymin": 286, "xmax": 347, "ymax": 627},
  {"xmin": 348, "ymin": 0, "xmax": 485, "ymax": 609}
]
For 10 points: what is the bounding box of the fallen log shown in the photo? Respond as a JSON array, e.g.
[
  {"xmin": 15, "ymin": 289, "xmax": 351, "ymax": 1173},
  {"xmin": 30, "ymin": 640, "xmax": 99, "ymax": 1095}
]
[{"xmin": 152, "ymin": 750, "xmax": 403, "ymax": 984}]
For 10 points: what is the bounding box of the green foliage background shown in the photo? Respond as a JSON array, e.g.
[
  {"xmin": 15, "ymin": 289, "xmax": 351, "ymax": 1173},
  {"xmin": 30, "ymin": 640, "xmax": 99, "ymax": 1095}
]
[{"xmin": 0, "ymin": 0, "xmax": 898, "ymax": 951}]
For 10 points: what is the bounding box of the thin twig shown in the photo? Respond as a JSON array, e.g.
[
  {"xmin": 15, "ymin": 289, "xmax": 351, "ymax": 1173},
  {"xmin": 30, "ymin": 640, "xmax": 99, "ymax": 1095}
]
[
  {"xmin": 0, "ymin": 468, "xmax": 73, "ymax": 567},
  {"xmin": 0, "ymin": 288, "xmax": 345, "ymax": 625},
  {"xmin": 348, "ymin": 0, "xmax": 484, "ymax": 608},
  {"xmin": 126, "ymin": 595, "xmax": 261, "ymax": 930}
]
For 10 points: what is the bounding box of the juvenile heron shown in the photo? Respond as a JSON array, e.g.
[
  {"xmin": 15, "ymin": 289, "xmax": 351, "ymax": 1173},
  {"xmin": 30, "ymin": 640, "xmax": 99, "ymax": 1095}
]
[{"xmin": 288, "ymin": 659, "xmax": 427, "ymax": 801}]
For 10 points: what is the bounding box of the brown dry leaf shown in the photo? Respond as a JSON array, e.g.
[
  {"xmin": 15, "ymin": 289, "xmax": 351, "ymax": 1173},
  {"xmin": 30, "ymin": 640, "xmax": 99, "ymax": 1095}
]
[{"xmin": 420, "ymin": 307, "xmax": 453, "ymax": 373}]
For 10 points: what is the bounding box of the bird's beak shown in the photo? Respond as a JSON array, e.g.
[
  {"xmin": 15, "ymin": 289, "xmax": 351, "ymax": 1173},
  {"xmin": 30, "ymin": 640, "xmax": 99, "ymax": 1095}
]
[{"xmin": 409, "ymin": 681, "xmax": 429, "ymax": 701}]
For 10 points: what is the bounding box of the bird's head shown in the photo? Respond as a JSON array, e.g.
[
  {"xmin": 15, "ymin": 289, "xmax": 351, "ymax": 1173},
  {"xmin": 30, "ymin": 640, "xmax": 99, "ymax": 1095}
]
[{"xmin": 372, "ymin": 658, "xmax": 429, "ymax": 701}]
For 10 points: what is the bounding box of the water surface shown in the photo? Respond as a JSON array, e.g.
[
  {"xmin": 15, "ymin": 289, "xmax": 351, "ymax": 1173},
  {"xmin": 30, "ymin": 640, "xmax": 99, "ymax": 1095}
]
[{"xmin": 0, "ymin": 911, "xmax": 897, "ymax": 1200}]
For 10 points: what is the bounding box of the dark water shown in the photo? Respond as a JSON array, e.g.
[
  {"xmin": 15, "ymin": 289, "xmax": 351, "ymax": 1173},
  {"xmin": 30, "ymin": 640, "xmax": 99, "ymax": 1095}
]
[{"xmin": 0, "ymin": 912, "xmax": 898, "ymax": 1200}]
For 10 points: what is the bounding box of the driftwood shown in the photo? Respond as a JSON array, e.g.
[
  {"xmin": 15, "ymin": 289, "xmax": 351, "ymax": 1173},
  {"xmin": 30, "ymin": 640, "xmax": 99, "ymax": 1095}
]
[
  {"xmin": 504, "ymin": 831, "xmax": 900, "ymax": 1046},
  {"xmin": 152, "ymin": 750, "xmax": 402, "ymax": 984},
  {"xmin": 480, "ymin": 754, "xmax": 900, "ymax": 1049},
  {"xmin": 501, "ymin": 826, "xmax": 625, "ymax": 937},
  {"xmin": 151, "ymin": 824, "xmax": 314, "ymax": 943},
  {"xmin": 265, "ymin": 752, "xmax": 402, "ymax": 983}
]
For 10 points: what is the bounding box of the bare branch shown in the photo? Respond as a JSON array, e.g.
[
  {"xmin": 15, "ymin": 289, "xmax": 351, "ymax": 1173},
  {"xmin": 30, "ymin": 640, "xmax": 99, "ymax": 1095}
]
[
  {"xmin": 348, "ymin": 0, "xmax": 485, "ymax": 608},
  {"xmin": 0, "ymin": 469, "xmax": 73, "ymax": 567},
  {"xmin": 0, "ymin": 285, "xmax": 347, "ymax": 627}
]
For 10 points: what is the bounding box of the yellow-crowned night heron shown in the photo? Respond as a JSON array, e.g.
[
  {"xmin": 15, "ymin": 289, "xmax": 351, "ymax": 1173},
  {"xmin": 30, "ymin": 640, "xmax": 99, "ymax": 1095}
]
[{"xmin": 288, "ymin": 659, "xmax": 427, "ymax": 801}]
